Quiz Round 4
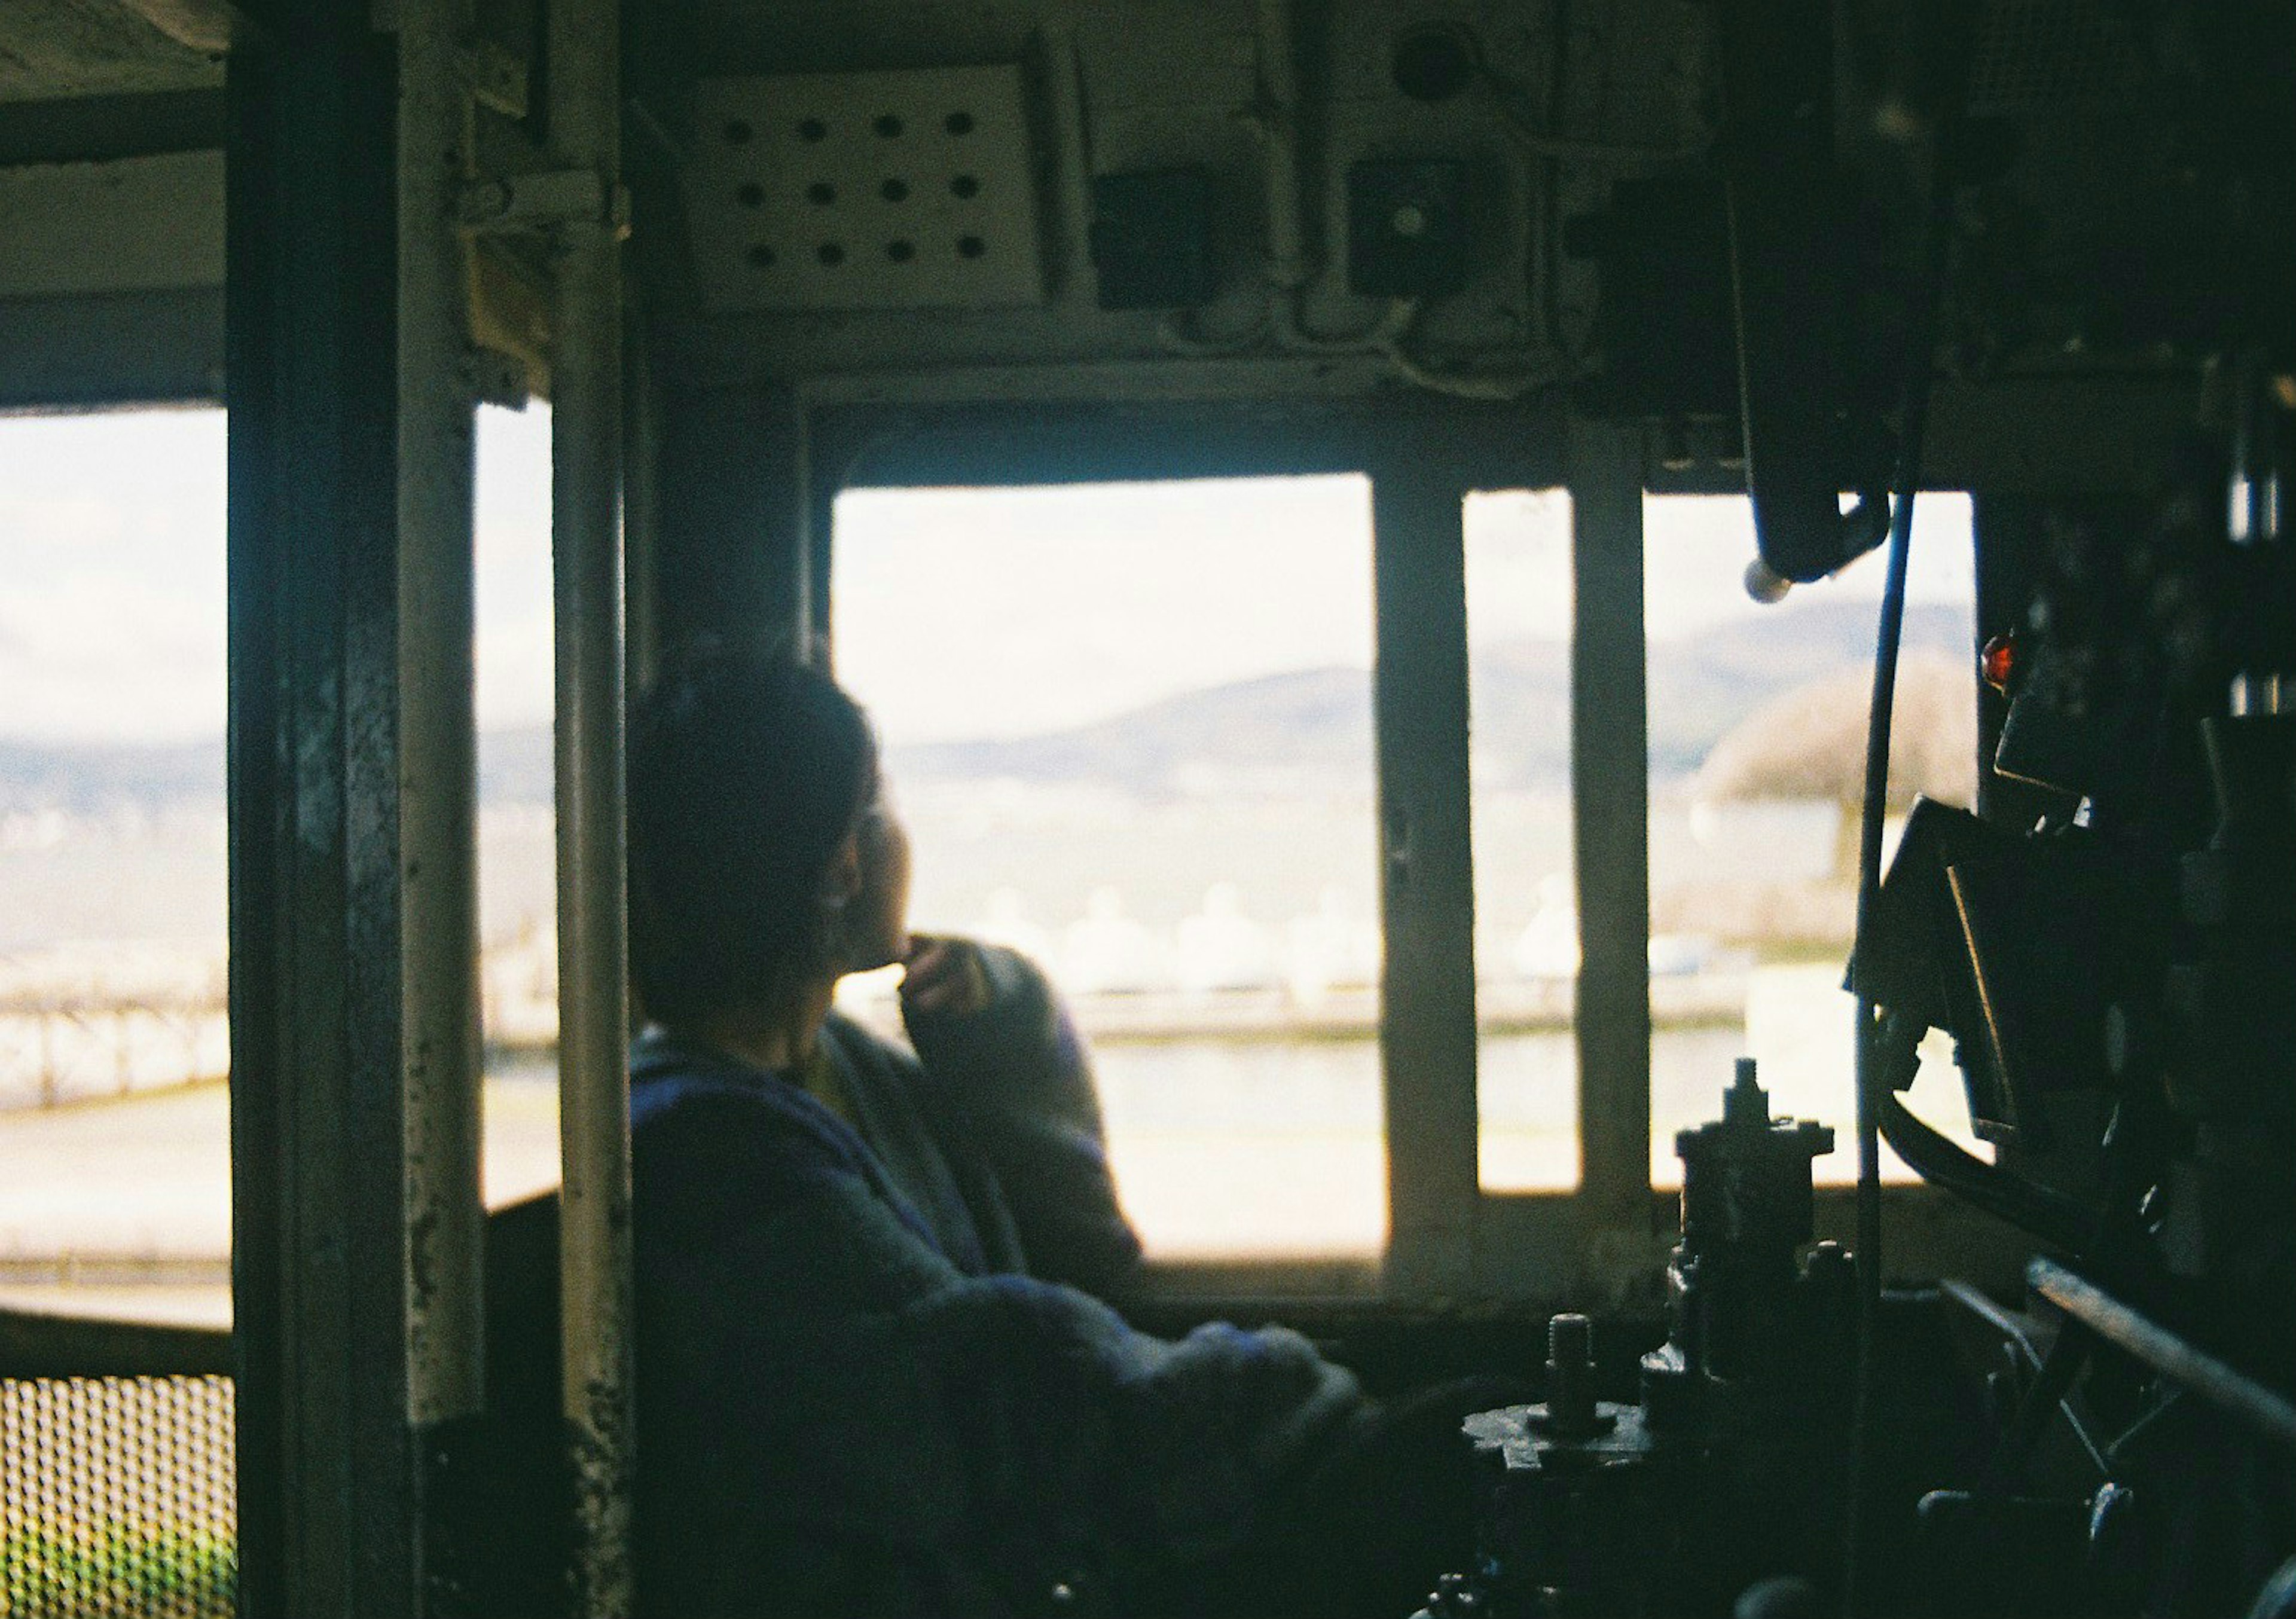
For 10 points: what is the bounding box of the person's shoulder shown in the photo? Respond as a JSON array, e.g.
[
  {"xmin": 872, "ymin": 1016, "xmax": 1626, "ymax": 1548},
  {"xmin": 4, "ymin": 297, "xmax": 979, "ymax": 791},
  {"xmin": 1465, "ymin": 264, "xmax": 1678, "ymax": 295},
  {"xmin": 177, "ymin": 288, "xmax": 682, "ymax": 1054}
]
[
  {"xmin": 633, "ymin": 1033, "xmax": 789, "ymax": 1129},
  {"xmin": 631, "ymin": 1034, "xmax": 864, "ymax": 1193}
]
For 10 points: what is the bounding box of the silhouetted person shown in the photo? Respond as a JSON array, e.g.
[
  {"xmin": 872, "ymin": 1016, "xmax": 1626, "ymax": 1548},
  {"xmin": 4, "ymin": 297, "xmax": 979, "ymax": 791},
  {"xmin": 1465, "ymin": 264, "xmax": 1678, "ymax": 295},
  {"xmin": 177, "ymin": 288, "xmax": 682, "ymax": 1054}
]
[{"xmin": 627, "ymin": 647, "xmax": 1497, "ymax": 1618}]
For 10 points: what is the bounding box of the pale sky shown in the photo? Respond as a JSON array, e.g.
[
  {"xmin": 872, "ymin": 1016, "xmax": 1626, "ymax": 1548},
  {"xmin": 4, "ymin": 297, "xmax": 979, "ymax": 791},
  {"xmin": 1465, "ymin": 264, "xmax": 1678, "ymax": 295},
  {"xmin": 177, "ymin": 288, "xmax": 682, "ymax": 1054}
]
[
  {"xmin": 0, "ymin": 409, "xmax": 231, "ymax": 745},
  {"xmin": 832, "ymin": 478, "xmax": 1380, "ymax": 744},
  {"xmin": 0, "ymin": 407, "xmax": 1971, "ymax": 747},
  {"xmin": 838, "ymin": 482, "xmax": 1973, "ymax": 744},
  {"xmin": 0, "ymin": 404, "xmax": 558, "ymax": 744}
]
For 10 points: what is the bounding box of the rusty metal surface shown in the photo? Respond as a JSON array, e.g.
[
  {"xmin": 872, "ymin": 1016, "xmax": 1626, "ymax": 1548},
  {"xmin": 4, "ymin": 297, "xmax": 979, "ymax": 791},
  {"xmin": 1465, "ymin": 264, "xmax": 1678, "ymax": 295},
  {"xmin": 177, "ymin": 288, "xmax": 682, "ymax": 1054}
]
[
  {"xmin": 226, "ymin": 8, "xmax": 419, "ymax": 1612},
  {"xmin": 2029, "ymin": 1258, "xmax": 2296, "ymax": 1453},
  {"xmin": 398, "ymin": 0, "xmax": 486, "ymax": 1437},
  {"xmin": 548, "ymin": 0, "xmax": 635, "ymax": 1606}
]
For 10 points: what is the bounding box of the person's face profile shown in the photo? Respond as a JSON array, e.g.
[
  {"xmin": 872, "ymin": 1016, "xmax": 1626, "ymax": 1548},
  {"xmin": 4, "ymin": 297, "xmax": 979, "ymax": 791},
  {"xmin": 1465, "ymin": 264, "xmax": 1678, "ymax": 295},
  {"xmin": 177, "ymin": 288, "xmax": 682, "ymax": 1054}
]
[{"xmin": 841, "ymin": 768, "xmax": 912, "ymax": 973}]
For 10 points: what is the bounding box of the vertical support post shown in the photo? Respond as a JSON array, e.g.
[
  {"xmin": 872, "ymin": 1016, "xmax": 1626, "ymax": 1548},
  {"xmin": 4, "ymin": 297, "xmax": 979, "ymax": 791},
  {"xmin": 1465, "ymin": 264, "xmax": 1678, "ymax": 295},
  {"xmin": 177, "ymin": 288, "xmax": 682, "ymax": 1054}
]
[
  {"xmin": 398, "ymin": 0, "xmax": 485, "ymax": 1437},
  {"xmin": 1569, "ymin": 420, "xmax": 1653, "ymax": 1229},
  {"xmin": 624, "ymin": 318, "xmax": 662, "ymax": 694},
  {"xmin": 1374, "ymin": 456, "xmax": 1480, "ymax": 1295},
  {"xmin": 809, "ymin": 457, "xmax": 836, "ymax": 667},
  {"xmin": 548, "ymin": 0, "xmax": 634, "ymax": 1609},
  {"xmin": 654, "ymin": 384, "xmax": 811, "ymax": 657},
  {"xmin": 227, "ymin": 8, "xmax": 419, "ymax": 1614}
]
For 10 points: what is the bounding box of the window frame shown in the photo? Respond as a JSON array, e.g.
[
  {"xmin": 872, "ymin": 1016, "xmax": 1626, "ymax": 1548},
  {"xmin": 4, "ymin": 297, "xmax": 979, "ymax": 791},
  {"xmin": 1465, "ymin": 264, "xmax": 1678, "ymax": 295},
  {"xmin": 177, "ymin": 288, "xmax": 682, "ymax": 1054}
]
[{"xmin": 808, "ymin": 396, "xmax": 2032, "ymax": 1310}]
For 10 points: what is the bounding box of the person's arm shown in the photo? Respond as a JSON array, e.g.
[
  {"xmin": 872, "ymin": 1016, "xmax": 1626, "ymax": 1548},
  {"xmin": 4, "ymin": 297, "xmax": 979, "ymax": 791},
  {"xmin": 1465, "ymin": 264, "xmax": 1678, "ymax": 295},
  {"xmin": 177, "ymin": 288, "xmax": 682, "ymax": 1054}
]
[
  {"xmin": 635, "ymin": 1089, "xmax": 1364, "ymax": 1611},
  {"xmin": 899, "ymin": 939, "xmax": 1144, "ymax": 1294}
]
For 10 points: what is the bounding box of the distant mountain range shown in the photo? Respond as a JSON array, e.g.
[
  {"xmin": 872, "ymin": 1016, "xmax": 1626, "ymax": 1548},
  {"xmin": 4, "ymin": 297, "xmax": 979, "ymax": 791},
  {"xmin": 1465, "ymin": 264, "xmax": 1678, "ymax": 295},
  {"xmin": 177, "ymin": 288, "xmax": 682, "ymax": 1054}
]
[
  {"xmin": 0, "ymin": 737, "xmax": 225, "ymax": 818},
  {"xmin": 0, "ymin": 729, "xmax": 559, "ymax": 817},
  {"xmin": 0, "ymin": 600, "xmax": 1968, "ymax": 814},
  {"xmin": 893, "ymin": 599, "xmax": 1970, "ymax": 795}
]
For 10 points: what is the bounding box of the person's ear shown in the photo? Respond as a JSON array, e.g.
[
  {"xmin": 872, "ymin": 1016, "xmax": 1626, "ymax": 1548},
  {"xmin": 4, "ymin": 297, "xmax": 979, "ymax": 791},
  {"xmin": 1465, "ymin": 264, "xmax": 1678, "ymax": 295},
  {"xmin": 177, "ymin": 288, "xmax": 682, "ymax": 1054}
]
[{"xmin": 821, "ymin": 829, "xmax": 864, "ymax": 912}]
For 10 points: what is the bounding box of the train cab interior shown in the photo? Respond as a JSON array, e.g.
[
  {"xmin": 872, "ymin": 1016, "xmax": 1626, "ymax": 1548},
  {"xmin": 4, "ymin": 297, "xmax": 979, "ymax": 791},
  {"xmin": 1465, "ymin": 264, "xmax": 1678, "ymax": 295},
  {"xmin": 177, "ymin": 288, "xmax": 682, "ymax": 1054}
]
[{"xmin": 1, "ymin": 0, "xmax": 2291, "ymax": 1613}]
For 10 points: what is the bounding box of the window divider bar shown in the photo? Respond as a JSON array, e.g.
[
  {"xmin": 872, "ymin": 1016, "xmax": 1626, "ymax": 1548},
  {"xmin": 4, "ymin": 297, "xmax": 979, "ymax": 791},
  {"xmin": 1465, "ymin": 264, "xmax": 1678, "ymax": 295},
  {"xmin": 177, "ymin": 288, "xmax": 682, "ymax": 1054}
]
[
  {"xmin": 1372, "ymin": 457, "xmax": 1480, "ymax": 1295},
  {"xmin": 1568, "ymin": 421, "xmax": 1654, "ymax": 1234},
  {"xmin": 226, "ymin": 14, "xmax": 419, "ymax": 1609}
]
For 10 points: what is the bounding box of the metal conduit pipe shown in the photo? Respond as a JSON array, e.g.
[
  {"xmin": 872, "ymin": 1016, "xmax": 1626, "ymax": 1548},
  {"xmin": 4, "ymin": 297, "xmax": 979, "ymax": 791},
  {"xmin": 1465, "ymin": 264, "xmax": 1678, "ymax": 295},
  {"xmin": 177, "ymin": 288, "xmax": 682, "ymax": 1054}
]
[
  {"xmin": 396, "ymin": 0, "xmax": 486, "ymax": 1435},
  {"xmin": 1878, "ymin": 1092, "xmax": 2097, "ymax": 1256},
  {"xmin": 1040, "ymin": 22, "xmax": 1097, "ymax": 309},
  {"xmin": 1252, "ymin": 0, "xmax": 1312, "ymax": 291},
  {"xmin": 546, "ymin": 0, "xmax": 634, "ymax": 1608},
  {"xmin": 1249, "ymin": 0, "xmax": 1413, "ymax": 358},
  {"xmin": 2029, "ymin": 1258, "xmax": 2296, "ymax": 1455}
]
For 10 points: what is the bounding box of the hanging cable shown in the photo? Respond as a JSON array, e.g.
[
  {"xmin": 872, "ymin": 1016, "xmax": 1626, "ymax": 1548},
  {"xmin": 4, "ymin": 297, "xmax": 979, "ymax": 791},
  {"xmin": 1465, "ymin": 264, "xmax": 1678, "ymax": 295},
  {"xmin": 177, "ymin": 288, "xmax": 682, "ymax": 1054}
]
[
  {"xmin": 1879, "ymin": 1092, "xmax": 2097, "ymax": 1253},
  {"xmin": 1842, "ymin": 172, "xmax": 1958, "ymax": 1619}
]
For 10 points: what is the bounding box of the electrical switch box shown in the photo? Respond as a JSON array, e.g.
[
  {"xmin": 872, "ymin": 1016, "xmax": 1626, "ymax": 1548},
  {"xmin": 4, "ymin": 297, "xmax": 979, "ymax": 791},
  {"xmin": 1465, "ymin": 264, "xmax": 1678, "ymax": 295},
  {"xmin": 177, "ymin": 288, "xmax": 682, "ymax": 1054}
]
[
  {"xmin": 1346, "ymin": 159, "xmax": 1471, "ymax": 301},
  {"xmin": 1089, "ymin": 169, "xmax": 1219, "ymax": 311}
]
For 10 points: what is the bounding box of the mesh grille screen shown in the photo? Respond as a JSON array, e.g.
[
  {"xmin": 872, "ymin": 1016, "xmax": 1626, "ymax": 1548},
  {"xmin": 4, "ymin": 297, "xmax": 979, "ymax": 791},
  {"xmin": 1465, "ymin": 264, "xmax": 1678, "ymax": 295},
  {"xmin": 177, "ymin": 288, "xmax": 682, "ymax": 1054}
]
[
  {"xmin": 1969, "ymin": 0, "xmax": 2151, "ymax": 113},
  {"xmin": 2, "ymin": 1376, "xmax": 235, "ymax": 1619}
]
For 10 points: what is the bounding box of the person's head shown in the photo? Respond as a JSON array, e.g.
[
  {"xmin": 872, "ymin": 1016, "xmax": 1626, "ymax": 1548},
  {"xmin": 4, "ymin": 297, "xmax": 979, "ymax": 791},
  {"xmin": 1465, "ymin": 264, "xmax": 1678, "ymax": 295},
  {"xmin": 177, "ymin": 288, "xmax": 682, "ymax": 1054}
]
[{"xmin": 627, "ymin": 644, "xmax": 911, "ymax": 1030}]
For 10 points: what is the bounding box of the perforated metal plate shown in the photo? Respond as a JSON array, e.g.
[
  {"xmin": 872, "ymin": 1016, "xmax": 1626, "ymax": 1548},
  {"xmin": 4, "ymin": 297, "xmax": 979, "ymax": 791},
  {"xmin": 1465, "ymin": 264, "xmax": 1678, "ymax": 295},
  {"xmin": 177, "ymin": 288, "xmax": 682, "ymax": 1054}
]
[
  {"xmin": 1967, "ymin": 0, "xmax": 2151, "ymax": 114},
  {"xmin": 689, "ymin": 64, "xmax": 1048, "ymax": 313}
]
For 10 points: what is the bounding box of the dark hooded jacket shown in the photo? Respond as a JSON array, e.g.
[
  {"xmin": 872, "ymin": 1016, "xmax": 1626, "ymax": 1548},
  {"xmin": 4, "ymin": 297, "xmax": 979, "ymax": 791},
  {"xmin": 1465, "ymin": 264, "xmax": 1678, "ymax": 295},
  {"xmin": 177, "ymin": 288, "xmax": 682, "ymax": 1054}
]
[{"xmin": 630, "ymin": 946, "xmax": 1367, "ymax": 1617}]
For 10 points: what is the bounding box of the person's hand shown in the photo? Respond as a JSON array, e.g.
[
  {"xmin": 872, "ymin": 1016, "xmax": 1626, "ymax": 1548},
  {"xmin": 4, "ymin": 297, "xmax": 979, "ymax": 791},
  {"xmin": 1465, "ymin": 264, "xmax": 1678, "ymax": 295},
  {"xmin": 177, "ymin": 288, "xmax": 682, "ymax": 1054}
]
[{"xmin": 899, "ymin": 934, "xmax": 994, "ymax": 1018}]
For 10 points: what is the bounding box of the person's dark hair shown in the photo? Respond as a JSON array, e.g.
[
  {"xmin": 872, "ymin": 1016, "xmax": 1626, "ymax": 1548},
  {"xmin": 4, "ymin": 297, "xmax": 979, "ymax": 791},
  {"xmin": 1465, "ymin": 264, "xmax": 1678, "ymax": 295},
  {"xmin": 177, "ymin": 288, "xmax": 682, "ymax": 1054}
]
[{"xmin": 627, "ymin": 644, "xmax": 877, "ymax": 1028}]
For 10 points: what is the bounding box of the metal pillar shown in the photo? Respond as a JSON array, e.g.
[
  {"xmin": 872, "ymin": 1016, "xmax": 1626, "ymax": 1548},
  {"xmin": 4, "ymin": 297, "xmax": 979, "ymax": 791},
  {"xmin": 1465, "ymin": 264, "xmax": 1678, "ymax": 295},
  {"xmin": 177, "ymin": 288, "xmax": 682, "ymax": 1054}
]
[
  {"xmin": 226, "ymin": 7, "xmax": 418, "ymax": 1613},
  {"xmin": 1374, "ymin": 453, "xmax": 1480, "ymax": 1295},
  {"xmin": 1568, "ymin": 421, "xmax": 1653, "ymax": 1228},
  {"xmin": 397, "ymin": 0, "xmax": 485, "ymax": 1437},
  {"xmin": 546, "ymin": 0, "xmax": 635, "ymax": 1607},
  {"xmin": 624, "ymin": 318, "xmax": 663, "ymax": 693}
]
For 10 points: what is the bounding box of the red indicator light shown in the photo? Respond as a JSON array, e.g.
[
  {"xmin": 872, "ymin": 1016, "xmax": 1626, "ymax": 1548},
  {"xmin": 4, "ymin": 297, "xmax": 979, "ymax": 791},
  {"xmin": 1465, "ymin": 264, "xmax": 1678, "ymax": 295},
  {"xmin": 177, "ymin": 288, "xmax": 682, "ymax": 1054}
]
[{"xmin": 1981, "ymin": 633, "xmax": 2019, "ymax": 694}]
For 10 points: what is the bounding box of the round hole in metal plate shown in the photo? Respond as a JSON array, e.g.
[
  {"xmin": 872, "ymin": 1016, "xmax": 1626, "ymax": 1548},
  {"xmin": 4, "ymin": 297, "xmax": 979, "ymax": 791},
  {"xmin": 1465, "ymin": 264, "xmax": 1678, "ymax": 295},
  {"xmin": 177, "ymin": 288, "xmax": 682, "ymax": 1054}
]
[
  {"xmin": 887, "ymin": 240, "xmax": 917, "ymax": 263},
  {"xmin": 945, "ymin": 111, "xmax": 976, "ymax": 136},
  {"xmin": 950, "ymin": 174, "xmax": 981, "ymax": 200},
  {"xmin": 874, "ymin": 113, "xmax": 904, "ymax": 138},
  {"xmin": 957, "ymin": 234, "xmax": 987, "ymax": 259}
]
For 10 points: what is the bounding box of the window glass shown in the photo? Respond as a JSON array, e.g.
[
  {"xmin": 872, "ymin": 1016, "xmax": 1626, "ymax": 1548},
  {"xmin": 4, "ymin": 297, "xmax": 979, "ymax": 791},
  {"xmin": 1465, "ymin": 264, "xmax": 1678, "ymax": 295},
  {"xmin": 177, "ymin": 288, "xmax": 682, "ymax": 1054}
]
[
  {"xmin": 0, "ymin": 404, "xmax": 559, "ymax": 1328},
  {"xmin": 1464, "ymin": 490, "xmax": 1581, "ymax": 1193},
  {"xmin": 471, "ymin": 403, "xmax": 561, "ymax": 1209},
  {"xmin": 832, "ymin": 478, "xmax": 1384, "ymax": 1257},
  {"xmin": 1643, "ymin": 494, "xmax": 1988, "ymax": 1186},
  {"xmin": 0, "ymin": 410, "xmax": 228, "ymax": 1325}
]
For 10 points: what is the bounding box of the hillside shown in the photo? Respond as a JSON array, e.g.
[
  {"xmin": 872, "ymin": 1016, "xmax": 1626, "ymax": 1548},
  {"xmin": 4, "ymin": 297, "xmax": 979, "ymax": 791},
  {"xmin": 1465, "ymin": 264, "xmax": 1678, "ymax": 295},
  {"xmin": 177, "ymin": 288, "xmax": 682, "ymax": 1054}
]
[
  {"xmin": 896, "ymin": 599, "xmax": 1970, "ymax": 794},
  {"xmin": 0, "ymin": 738, "xmax": 222, "ymax": 817},
  {"xmin": 0, "ymin": 727, "xmax": 562, "ymax": 816},
  {"xmin": 0, "ymin": 598, "xmax": 1970, "ymax": 812}
]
